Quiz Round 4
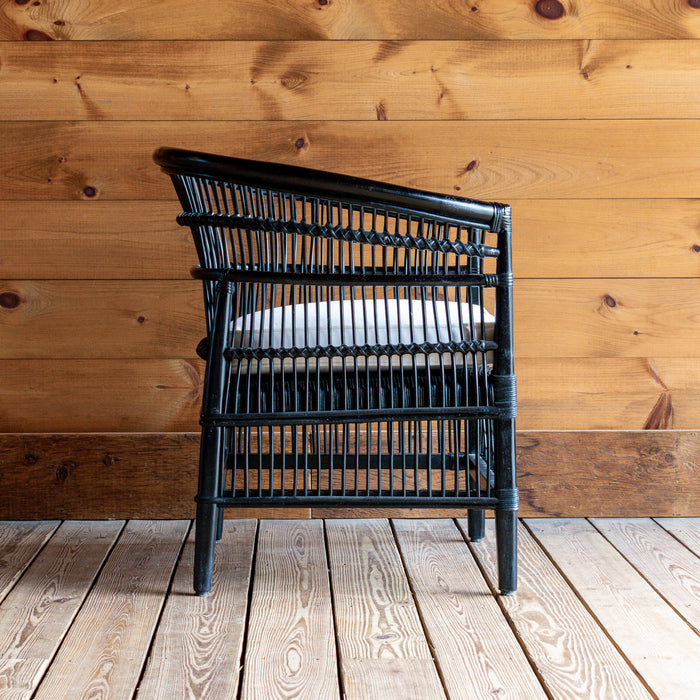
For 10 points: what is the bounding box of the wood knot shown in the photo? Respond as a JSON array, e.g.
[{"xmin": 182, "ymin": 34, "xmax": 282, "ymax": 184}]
[
  {"xmin": 280, "ymin": 72, "xmax": 307, "ymax": 90},
  {"xmin": 24, "ymin": 453, "xmax": 39, "ymax": 465},
  {"xmin": 0, "ymin": 291, "xmax": 21, "ymax": 309},
  {"xmin": 688, "ymin": 0, "xmax": 700, "ymax": 8},
  {"xmin": 691, "ymin": 244, "xmax": 700, "ymax": 253},
  {"xmin": 55, "ymin": 461, "xmax": 76, "ymax": 483},
  {"xmin": 82, "ymin": 185, "xmax": 97, "ymax": 198},
  {"xmin": 294, "ymin": 137, "xmax": 306, "ymax": 149},
  {"xmin": 457, "ymin": 160, "xmax": 479, "ymax": 177},
  {"xmin": 535, "ymin": 0, "xmax": 565, "ymax": 20},
  {"xmin": 603, "ymin": 294, "xmax": 616, "ymax": 308},
  {"xmin": 376, "ymin": 103, "xmax": 387, "ymax": 120},
  {"xmin": 24, "ymin": 29, "xmax": 53, "ymax": 40}
]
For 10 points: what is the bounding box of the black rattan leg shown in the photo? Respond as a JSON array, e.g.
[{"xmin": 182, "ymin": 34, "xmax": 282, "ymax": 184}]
[
  {"xmin": 467, "ymin": 509, "xmax": 485, "ymax": 541},
  {"xmin": 193, "ymin": 427, "xmax": 222, "ymax": 596},
  {"xmin": 495, "ymin": 509, "xmax": 518, "ymax": 595},
  {"xmin": 194, "ymin": 502, "xmax": 217, "ymax": 596}
]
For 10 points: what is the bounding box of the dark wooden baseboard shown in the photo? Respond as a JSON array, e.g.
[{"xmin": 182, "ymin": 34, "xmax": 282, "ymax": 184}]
[{"xmin": 1, "ymin": 431, "xmax": 697, "ymax": 519}]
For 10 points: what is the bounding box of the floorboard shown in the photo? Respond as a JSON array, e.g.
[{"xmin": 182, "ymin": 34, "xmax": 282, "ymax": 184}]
[
  {"xmin": 591, "ymin": 518, "xmax": 700, "ymax": 634},
  {"xmin": 326, "ymin": 519, "xmax": 445, "ymax": 700},
  {"xmin": 654, "ymin": 517, "xmax": 700, "ymax": 555},
  {"xmin": 137, "ymin": 520, "xmax": 256, "ymax": 699},
  {"xmin": 32, "ymin": 520, "xmax": 188, "ymax": 700},
  {"xmin": 242, "ymin": 519, "xmax": 338, "ymax": 700},
  {"xmin": 526, "ymin": 518, "xmax": 700, "ymax": 699},
  {"xmin": 0, "ymin": 522, "xmax": 123, "ymax": 700},
  {"xmin": 468, "ymin": 519, "xmax": 652, "ymax": 699},
  {"xmin": 395, "ymin": 518, "xmax": 545, "ymax": 699},
  {"xmin": 0, "ymin": 522, "xmax": 60, "ymax": 602},
  {"xmin": 0, "ymin": 518, "xmax": 694, "ymax": 699}
]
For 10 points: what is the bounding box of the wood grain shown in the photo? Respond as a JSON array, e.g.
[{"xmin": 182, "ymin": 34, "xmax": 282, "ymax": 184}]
[
  {"xmin": 394, "ymin": 518, "xmax": 545, "ymax": 699},
  {"xmin": 0, "ymin": 280, "xmax": 204, "ymax": 359},
  {"xmin": 525, "ymin": 518, "xmax": 700, "ymax": 699},
  {"xmin": 325, "ymin": 519, "xmax": 445, "ymax": 699},
  {"xmin": 2, "ymin": 41, "xmax": 700, "ymax": 120},
  {"xmin": 515, "ymin": 279, "xmax": 700, "ymax": 358},
  {"xmin": 517, "ymin": 357, "xmax": 700, "ymax": 430},
  {"xmin": 0, "ymin": 431, "xmax": 696, "ymax": 520},
  {"xmin": 0, "ymin": 359, "xmax": 203, "ymax": 432},
  {"xmin": 511, "ymin": 198, "xmax": 700, "ymax": 279},
  {"xmin": 0, "ymin": 521, "xmax": 122, "ymax": 700},
  {"xmin": 517, "ymin": 431, "xmax": 700, "ymax": 518},
  {"xmin": 4, "ymin": 278, "xmax": 700, "ymax": 360},
  {"xmin": 2, "ymin": 1, "xmax": 700, "ymax": 40},
  {"xmin": 242, "ymin": 519, "xmax": 337, "ymax": 700},
  {"xmin": 467, "ymin": 520, "xmax": 652, "ymax": 700},
  {"xmin": 33, "ymin": 520, "xmax": 189, "ymax": 700},
  {"xmin": 1, "ymin": 358, "xmax": 700, "ymax": 432},
  {"xmin": 138, "ymin": 520, "xmax": 256, "ymax": 700},
  {"xmin": 0, "ymin": 522, "xmax": 59, "ymax": 602},
  {"xmin": 591, "ymin": 518, "xmax": 700, "ymax": 634},
  {"xmin": 1, "ymin": 120, "xmax": 699, "ymax": 201},
  {"xmin": 654, "ymin": 517, "xmax": 700, "ymax": 554},
  {"xmin": 3, "ymin": 199, "xmax": 698, "ymax": 281},
  {"xmin": 0, "ymin": 202, "xmax": 190, "ymax": 280}
]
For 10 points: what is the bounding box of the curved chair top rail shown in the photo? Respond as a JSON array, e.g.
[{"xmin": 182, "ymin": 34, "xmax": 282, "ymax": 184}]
[{"xmin": 154, "ymin": 147, "xmax": 504, "ymax": 231}]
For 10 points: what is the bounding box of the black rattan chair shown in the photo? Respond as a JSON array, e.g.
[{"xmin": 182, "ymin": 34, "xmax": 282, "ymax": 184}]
[{"xmin": 154, "ymin": 148, "xmax": 518, "ymax": 596}]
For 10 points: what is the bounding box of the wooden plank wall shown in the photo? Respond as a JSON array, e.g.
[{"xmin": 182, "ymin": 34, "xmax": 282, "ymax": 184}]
[{"xmin": 1, "ymin": 0, "xmax": 699, "ymax": 518}]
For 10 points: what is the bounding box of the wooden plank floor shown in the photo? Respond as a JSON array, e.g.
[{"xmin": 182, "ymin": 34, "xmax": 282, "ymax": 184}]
[{"xmin": 0, "ymin": 518, "xmax": 697, "ymax": 699}]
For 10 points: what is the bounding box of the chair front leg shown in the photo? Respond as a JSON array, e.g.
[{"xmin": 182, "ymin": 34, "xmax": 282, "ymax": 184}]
[{"xmin": 194, "ymin": 425, "xmax": 222, "ymax": 596}]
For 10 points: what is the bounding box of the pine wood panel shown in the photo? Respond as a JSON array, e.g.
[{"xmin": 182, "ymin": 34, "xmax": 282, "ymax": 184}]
[
  {"xmin": 4, "ymin": 278, "xmax": 700, "ymax": 360},
  {"xmin": 511, "ymin": 198, "xmax": 700, "ymax": 279},
  {"xmin": 325, "ymin": 519, "xmax": 445, "ymax": 699},
  {"xmin": 0, "ymin": 280, "xmax": 204, "ymax": 359},
  {"xmin": 2, "ymin": 199, "xmax": 698, "ymax": 281},
  {"xmin": 3, "ymin": 1, "xmax": 700, "ymax": 40},
  {"xmin": 0, "ymin": 202, "xmax": 189, "ymax": 280},
  {"xmin": 591, "ymin": 518, "xmax": 700, "ymax": 634},
  {"xmin": 654, "ymin": 517, "xmax": 700, "ymax": 554},
  {"xmin": 242, "ymin": 519, "xmax": 338, "ymax": 700},
  {"xmin": 468, "ymin": 520, "xmax": 652, "ymax": 699},
  {"xmin": 3, "ymin": 357, "xmax": 700, "ymax": 432},
  {"xmin": 0, "ymin": 521, "xmax": 123, "ymax": 700},
  {"xmin": 32, "ymin": 520, "xmax": 188, "ymax": 700},
  {"xmin": 0, "ymin": 359, "xmax": 204, "ymax": 432},
  {"xmin": 2, "ymin": 120, "xmax": 699, "ymax": 201},
  {"xmin": 518, "ymin": 357, "xmax": 700, "ymax": 430},
  {"xmin": 515, "ymin": 279, "xmax": 700, "ymax": 358},
  {"xmin": 1, "ymin": 431, "xmax": 696, "ymax": 520},
  {"xmin": 2, "ymin": 40, "xmax": 700, "ymax": 121},
  {"xmin": 0, "ymin": 522, "xmax": 59, "ymax": 602},
  {"xmin": 138, "ymin": 520, "xmax": 256, "ymax": 700},
  {"xmin": 394, "ymin": 518, "xmax": 545, "ymax": 699},
  {"xmin": 525, "ymin": 518, "xmax": 700, "ymax": 699}
]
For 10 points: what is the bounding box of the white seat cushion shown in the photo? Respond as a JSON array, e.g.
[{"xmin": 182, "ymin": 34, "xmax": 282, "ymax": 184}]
[{"xmin": 233, "ymin": 298, "xmax": 494, "ymax": 349}]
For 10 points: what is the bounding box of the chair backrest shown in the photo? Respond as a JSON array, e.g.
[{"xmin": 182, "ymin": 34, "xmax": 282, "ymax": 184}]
[{"xmin": 154, "ymin": 147, "xmax": 511, "ymax": 353}]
